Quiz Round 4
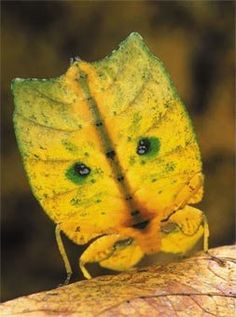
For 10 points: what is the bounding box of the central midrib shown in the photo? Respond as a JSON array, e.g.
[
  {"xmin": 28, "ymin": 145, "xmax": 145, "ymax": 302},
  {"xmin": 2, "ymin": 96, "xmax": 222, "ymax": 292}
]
[{"xmin": 78, "ymin": 67, "xmax": 146, "ymax": 227}]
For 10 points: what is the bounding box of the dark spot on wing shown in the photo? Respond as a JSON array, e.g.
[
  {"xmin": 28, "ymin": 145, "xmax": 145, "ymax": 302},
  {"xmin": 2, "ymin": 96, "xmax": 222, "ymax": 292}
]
[
  {"xmin": 132, "ymin": 220, "xmax": 150, "ymax": 230},
  {"xmin": 106, "ymin": 150, "xmax": 116, "ymax": 159},
  {"xmin": 136, "ymin": 137, "xmax": 161, "ymax": 158},
  {"xmin": 130, "ymin": 210, "xmax": 140, "ymax": 216},
  {"xmin": 74, "ymin": 163, "xmax": 90, "ymax": 176},
  {"xmin": 117, "ymin": 175, "xmax": 124, "ymax": 182},
  {"xmin": 126, "ymin": 195, "xmax": 133, "ymax": 201},
  {"xmin": 137, "ymin": 138, "xmax": 151, "ymax": 155},
  {"xmin": 95, "ymin": 121, "xmax": 103, "ymax": 127}
]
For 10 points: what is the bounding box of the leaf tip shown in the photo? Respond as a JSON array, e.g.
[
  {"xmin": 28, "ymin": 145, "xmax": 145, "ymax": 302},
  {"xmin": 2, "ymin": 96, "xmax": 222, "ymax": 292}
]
[
  {"xmin": 11, "ymin": 77, "xmax": 24, "ymax": 91},
  {"xmin": 128, "ymin": 32, "xmax": 144, "ymax": 41},
  {"xmin": 124, "ymin": 32, "xmax": 145, "ymax": 47}
]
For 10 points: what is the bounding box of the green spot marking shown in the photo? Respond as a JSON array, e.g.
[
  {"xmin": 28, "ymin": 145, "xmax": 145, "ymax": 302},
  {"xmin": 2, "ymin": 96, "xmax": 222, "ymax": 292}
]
[
  {"xmin": 62, "ymin": 139, "xmax": 78, "ymax": 153},
  {"xmin": 165, "ymin": 162, "xmax": 176, "ymax": 172},
  {"xmin": 132, "ymin": 112, "xmax": 142, "ymax": 131},
  {"xmin": 147, "ymin": 137, "xmax": 161, "ymax": 157},
  {"xmin": 65, "ymin": 162, "xmax": 90, "ymax": 185},
  {"xmin": 70, "ymin": 197, "xmax": 80, "ymax": 206},
  {"xmin": 138, "ymin": 136, "xmax": 161, "ymax": 159}
]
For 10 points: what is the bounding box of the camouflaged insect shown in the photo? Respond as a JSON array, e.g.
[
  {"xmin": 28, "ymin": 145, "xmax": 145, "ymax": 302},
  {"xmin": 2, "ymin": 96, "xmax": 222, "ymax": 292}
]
[{"xmin": 12, "ymin": 33, "xmax": 209, "ymax": 280}]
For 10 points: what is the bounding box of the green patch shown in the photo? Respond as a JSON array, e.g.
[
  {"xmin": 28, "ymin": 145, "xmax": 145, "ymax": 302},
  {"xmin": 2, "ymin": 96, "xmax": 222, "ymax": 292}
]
[
  {"xmin": 132, "ymin": 112, "xmax": 142, "ymax": 130},
  {"xmin": 138, "ymin": 136, "xmax": 161, "ymax": 159},
  {"xmin": 70, "ymin": 197, "xmax": 81, "ymax": 206},
  {"xmin": 165, "ymin": 162, "xmax": 176, "ymax": 172},
  {"xmin": 147, "ymin": 137, "xmax": 161, "ymax": 157},
  {"xmin": 93, "ymin": 167, "xmax": 104, "ymax": 176},
  {"xmin": 62, "ymin": 139, "xmax": 78, "ymax": 153},
  {"xmin": 65, "ymin": 163, "xmax": 90, "ymax": 185}
]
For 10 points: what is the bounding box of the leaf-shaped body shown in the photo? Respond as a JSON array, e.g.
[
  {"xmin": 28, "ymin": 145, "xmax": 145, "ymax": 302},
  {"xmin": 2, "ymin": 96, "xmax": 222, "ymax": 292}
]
[{"xmin": 12, "ymin": 33, "xmax": 207, "ymax": 277}]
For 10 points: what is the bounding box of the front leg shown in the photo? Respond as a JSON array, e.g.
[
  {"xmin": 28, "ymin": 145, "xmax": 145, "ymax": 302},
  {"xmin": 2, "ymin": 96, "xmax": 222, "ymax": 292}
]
[
  {"xmin": 160, "ymin": 205, "xmax": 209, "ymax": 254},
  {"xmin": 79, "ymin": 234, "xmax": 144, "ymax": 279}
]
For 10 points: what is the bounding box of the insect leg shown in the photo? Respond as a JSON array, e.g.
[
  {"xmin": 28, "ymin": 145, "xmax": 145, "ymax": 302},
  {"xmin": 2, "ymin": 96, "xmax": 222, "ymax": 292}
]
[
  {"xmin": 160, "ymin": 206, "xmax": 206, "ymax": 254},
  {"xmin": 79, "ymin": 234, "xmax": 143, "ymax": 279},
  {"xmin": 203, "ymin": 214, "xmax": 209, "ymax": 252},
  {"xmin": 202, "ymin": 217, "xmax": 225, "ymax": 266},
  {"xmin": 79, "ymin": 234, "xmax": 120, "ymax": 279},
  {"xmin": 55, "ymin": 225, "xmax": 72, "ymax": 285}
]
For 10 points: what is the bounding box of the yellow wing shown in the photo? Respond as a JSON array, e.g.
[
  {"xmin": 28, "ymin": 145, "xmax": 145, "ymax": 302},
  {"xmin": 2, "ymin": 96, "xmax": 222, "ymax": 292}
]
[
  {"xmin": 74, "ymin": 33, "xmax": 204, "ymax": 252},
  {"xmin": 12, "ymin": 78, "xmax": 128, "ymax": 245}
]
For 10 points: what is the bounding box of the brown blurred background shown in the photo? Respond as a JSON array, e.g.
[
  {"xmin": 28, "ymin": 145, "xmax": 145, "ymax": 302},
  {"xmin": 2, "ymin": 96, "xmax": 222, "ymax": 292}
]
[{"xmin": 1, "ymin": 1, "xmax": 235, "ymax": 301}]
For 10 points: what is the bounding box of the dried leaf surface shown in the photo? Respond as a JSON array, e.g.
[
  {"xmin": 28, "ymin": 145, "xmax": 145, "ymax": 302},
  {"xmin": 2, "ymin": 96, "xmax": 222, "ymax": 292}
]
[{"xmin": 1, "ymin": 245, "xmax": 235, "ymax": 316}]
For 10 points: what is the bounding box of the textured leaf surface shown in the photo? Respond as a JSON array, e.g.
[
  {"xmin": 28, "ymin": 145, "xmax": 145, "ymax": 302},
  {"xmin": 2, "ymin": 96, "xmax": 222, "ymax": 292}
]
[
  {"xmin": 0, "ymin": 246, "xmax": 235, "ymax": 317},
  {"xmin": 12, "ymin": 33, "xmax": 206, "ymax": 275}
]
